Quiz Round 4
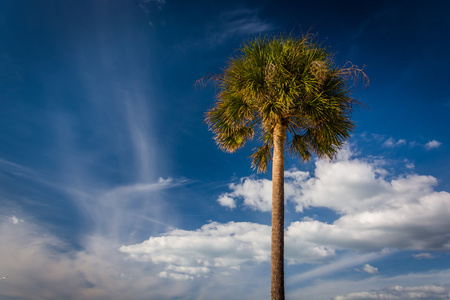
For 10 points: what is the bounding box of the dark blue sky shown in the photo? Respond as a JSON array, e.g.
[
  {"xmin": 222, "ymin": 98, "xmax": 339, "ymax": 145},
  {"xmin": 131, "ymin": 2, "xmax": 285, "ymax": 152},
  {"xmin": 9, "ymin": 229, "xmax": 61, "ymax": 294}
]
[{"xmin": 1, "ymin": 1, "xmax": 449, "ymax": 299}]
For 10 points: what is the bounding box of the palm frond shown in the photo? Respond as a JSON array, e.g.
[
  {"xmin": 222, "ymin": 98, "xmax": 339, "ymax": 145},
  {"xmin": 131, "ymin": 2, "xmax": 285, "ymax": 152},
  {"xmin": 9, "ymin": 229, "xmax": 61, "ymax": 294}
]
[
  {"xmin": 288, "ymin": 134, "xmax": 311, "ymax": 162},
  {"xmin": 250, "ymin": 144, "xmax": 272, "ymax": 173}
]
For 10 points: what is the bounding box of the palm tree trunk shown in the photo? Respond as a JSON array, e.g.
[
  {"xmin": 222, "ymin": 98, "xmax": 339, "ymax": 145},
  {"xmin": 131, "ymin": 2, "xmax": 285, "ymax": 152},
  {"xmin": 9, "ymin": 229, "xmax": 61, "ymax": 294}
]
[{"xmin": 271, "ymin": 122, "xmax": 286, "ymax": 300}]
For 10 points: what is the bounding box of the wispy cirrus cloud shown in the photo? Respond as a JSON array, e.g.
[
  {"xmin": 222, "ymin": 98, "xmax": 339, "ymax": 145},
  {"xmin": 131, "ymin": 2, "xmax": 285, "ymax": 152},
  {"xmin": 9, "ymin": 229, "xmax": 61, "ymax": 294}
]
[
  {"xmin": 0, "ymin": 16, "xmax": 192, "ymax": 297},
  {"xmin": 288, "ymin": 251, "xmax": 387, "ymax": 284},
  {"xmin": 383, "ymin": 137, "xmax": 407, "ymax": 148},
  {"xmin": 101, "ymin": 177, "xmax": 187, "ymax": 202},
  {"xmin": 221, "ymin": 8, "xmax": 273, "ymax": 36},
  {"xmin": 139, "ymin": 0, "xmax": 166, "ymax": 15},
  {"xmin": 202, "ymin": 7, "xmax": 274, "ymax": 48},
  {"xmin": 412, "ymin": 253, "xmax": 436, "ymax": 260}
]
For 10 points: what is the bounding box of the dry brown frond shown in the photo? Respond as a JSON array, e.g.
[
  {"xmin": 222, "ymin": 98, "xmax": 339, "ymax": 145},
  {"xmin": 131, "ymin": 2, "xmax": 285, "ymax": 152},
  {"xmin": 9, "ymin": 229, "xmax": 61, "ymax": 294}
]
[
  {"xmin": 310, "ymin": 60, "xmax": 328, "ymax": 86},
  {"xmin": 339, "ymin": 61, "xmax": 370, "ymax": 88},
  {"xmin": 194, "ymin": 73, "xmax": 224, "ymax": 90}
]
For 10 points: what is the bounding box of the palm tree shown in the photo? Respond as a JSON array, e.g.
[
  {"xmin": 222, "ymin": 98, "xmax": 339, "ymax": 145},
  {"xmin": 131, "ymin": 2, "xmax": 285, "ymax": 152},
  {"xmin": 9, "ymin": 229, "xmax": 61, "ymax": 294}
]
[{"xmin": 203, "ymin": 32, "xmax": 366, "ymax": 300}]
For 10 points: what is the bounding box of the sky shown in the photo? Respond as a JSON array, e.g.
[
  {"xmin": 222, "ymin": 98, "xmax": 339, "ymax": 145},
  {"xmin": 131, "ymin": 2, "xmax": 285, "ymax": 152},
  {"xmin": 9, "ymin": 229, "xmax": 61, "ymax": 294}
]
[{"xmin": 0, "ymin": 0, "xmax": 449, "ymax": 299}]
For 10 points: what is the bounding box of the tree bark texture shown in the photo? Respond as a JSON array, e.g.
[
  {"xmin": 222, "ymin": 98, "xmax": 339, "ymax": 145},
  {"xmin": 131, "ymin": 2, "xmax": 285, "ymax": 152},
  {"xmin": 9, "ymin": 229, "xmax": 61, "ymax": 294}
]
[{"xmin": 271, "ymin": 123, "xmax": 286, "ymax": 300}]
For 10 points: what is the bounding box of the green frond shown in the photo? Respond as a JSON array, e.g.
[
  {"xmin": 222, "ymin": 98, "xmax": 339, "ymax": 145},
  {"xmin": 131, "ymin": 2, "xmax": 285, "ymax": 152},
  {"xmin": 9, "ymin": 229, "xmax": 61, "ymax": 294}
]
[
  {"xmin": 213, "ymin": 124, "xmax": 255, "ymax": 153},
  {"xmin": 304, "ymin": 118, "xmax": 354, "ymax": 159},
  {"xmin": 250, "ymin": 144, "xmax": 272, "ymax": 173},
  {"xmin": 288, "ymin": 134, "xmax": 311, "ymax": 161}
]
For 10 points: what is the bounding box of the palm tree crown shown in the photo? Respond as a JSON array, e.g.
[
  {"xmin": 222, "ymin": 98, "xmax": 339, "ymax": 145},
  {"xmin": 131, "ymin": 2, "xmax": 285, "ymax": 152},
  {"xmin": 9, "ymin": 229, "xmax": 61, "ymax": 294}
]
[{"xmin": 205, "ymin": 33, "xmax": 364, "ymax": 171}]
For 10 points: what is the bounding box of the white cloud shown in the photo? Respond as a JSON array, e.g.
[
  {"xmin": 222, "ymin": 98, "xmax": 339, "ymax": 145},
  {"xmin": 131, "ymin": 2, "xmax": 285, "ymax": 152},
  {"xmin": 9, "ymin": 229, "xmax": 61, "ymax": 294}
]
[
  {"xmin": 0, "ymin": 216, "xmax": 170, "ymax": 300},
  {"xmin": 289, "ymin": 268, "xmax": 450, "ymax": 300},
  {"xmin": 217, "ymin": 177, "xmax": 273, "ymax": 211},
  {"xmin": 120, "ymin": 221, "xmax": 271, "ymax": 279},
  {"xmin": 0, "ymin": 214, "xmax": 272, "ymax": 300},
  {"xmin": 425, "ymin": 140, "xmax": 442, "ymax": 150},
  {"xmin": 3, "ymin": 143, "xmax": 449, "ymax": 299},
  {"xmin": 123, "ymin": 96, "xmax": 157, "ymax": 181},
  {"xmin": 296, "ymin": 156, "xmax": 390, "ymax": 214},
  {"xmin": 355, "ymin": 264, "xmax": 379, "ymax": 274},
  {"xmin": 221, "ymin": 148, "xmax": 447, "ymax": 220},
  {"xmin": 405, "ymin": 160, "xmax": 415, "ymax": 169},
  {"xmin": 121, "ymin": 186, "xmax": 450, "ymax": 278},
  {"xmin": 120, "ymin": 220, "xmax": 345, "ymax": 281},
  {"xmin": 101, "ymin": 177, "xmax": 184, "ymax": 201},
  {"xmin": 217, "ymin": 170, "xmax": 310, "ymax": 211},
  {"xmin": 173, "ymin": 147, "xmax": 450, "ymax": 277},
  {"xmin": 359, "ymin": 133, "xmax": 407, "ymax": 148},
  {"xmin": 383, "ymin": 137, "xmax": 407, "ymax": 148},
  {"xmin": 334, "ymin": 284, "xmax": 450, "ymax": 300},
  {"xmin": 287, "ymin": 188, "xmax": 450, "ymax": 252},
  {"xmin": 359, "ymin": 134, "xmax": 443, "ymax": 152},
  {"xmin": 4, "ymin": 208, "xmax": 448, "ymax": 300},
  {"xmin": 412, "ymin": 253, "xmax": 436, "ymax": 259},
  {"xmin": 204, "ymin": 8, "xmax": 274, "ymax": 48},
  {"xmin": 119, "ymin": 146, "xmax": 450, "ymax": 291},
  {"xmin": 11, "ymin": 215, "xmax": 24, "ymax": 224},
  {"xmin": 289, "ymin": 251, "xmax": 387, "ymax": 284},
  {"xmin": 221, "ymin": 8, "xmax": 273, "ymax": 35},
  {"xmin": 217, "ymin": 195, "xmax": 237, "ymax": 209}
]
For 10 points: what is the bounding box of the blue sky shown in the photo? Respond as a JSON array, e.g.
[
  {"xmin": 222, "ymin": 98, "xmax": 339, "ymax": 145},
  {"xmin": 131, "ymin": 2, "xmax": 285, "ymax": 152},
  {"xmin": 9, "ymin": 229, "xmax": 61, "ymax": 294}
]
[{"xmin": 1, "ymin": 0, "xmax": 449, "ymax": 299}]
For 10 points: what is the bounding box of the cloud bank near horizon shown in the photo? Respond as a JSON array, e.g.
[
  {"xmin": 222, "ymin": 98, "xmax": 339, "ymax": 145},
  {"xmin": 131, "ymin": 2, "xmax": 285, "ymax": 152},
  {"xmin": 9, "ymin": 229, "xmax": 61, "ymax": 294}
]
[
  {"xmin": 1, "ymin": 144, "xmax": 449, "ymax": 299},
  {"xmin": 121, "ymin": 147, "xmax": 450, "ymax": 281},
  {"xmin": 333, "ymin": 284, "xmax": 450, "ymax": 300}
]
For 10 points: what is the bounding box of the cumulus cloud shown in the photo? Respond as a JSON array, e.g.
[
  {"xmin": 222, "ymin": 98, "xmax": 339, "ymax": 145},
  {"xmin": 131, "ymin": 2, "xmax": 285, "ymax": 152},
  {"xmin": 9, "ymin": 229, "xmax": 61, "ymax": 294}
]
[
  {"xmin": 334, "ymin": 284, "xmax": 450, "ymax": 300},
  {"xmin": 216, "ymin": 170, "xmax": 310, "ymax": 211},
  {"xmin": 120, "ymin": 220, "xmax": 341, "ymax": 280},
  {"xmin": 301, "ymin": 176, "xmax": 447, "ymax": 251},
  {"xmin": 217, "ymin": 177, "xmax": 273, "ymax": 211},
  {"xmin": 120, "ymin": 221, "xmax": 271, "ymax": 279},
  {"xmin": 128, "ymin": 147, "xmax": 450, "ymax": 279},
  {"xmin": 217, "ymin": 195, "xmax": 237, "ymax": 209},
  {"xmin": 287, "ymin": 189, "xmax": 450, "ymax": 252},
  {"xmin": 425, "ymin": 140, "xmax": 442, "ymax": 150},
  {"xmin": 121, "ymin": 181, "xmax": 449, "ymax": 278},
  {"xmin": 355, "ymin": 264, "xmax": 379, "ymax": 274},
  {"xmin": 220, "ymin": 147, "xmax": 448, "ymax": 219},
  {"xmin": 296, "ymin": 155, "xmax": 389, "ymax": 214}
]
